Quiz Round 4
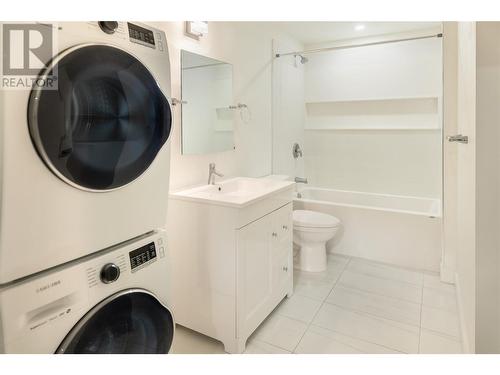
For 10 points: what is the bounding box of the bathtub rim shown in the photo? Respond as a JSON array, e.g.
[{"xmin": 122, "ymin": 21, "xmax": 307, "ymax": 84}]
[{"xmin": 295, "ymin": 187, "xmax": 442, "ymax": 218}]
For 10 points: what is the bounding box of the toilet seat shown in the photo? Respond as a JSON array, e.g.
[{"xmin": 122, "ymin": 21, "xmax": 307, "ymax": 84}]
[{"xmin": 293, "ymin": 210, "xmax": 340, "ymax": 228}]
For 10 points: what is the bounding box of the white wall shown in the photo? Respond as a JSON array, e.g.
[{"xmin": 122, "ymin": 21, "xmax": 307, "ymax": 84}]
[
  {"xmin": 304, "ymin": 36, "xmax": 442, "ymax": 102},
  {"xmin": 304, "ymin": 130, "xmax": 442, "ymax": 197},
  {"xmin": 153, "ymin": 22, "xmax": 276, "ymax": 190},
  {"xmin": 301, "ymin": 32, "xmax": 443, "ymax": 198},
  {"xmin": 475, "ymin": 21, "xmax": 500, "ymax": 354}
]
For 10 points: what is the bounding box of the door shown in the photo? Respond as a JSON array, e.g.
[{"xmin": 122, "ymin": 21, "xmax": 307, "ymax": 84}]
[
  {"xmin": 442, "ymin": 22, "xmax": 476, "ymax": 353},
  {"xmin": 28, "ymin": 44, "xmax": 172, "ymax": 191},
  {"xmin": 57, "ymin": 290, "xmax": 174, "ymax": 354},
  {"xmin": 455, "ymin": 22, "xmax": 476, "ymax": 353}
]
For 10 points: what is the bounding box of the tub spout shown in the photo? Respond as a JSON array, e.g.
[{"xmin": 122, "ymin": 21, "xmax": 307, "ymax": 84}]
[{"xmin": 295, "ymin": 177, "xmax": 308, "ymax": 184}]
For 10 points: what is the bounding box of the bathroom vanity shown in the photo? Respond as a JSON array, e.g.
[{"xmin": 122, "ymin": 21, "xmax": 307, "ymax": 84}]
[{"xmin": 168, "ymin": 177, "xmax": 295, "ymax": 353}]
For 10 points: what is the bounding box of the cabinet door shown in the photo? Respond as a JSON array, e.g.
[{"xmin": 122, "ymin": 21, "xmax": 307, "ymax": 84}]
[{"xmin": 236, "ymin": 214, "xmax": 273, "ymax": 339}]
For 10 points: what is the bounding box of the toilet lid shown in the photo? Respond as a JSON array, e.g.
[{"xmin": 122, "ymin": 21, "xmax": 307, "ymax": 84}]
[{"xmin": 293, "ymin": 210, "xmax": 340, "ymax": 228}]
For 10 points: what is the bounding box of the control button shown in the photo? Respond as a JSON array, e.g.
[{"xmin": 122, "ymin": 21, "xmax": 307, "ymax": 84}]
[
  {"xmin": 158, "ymin": 41, "xmax": 163, "ymax": 51},
  {"xmin": 158, "ymin": 238, "xmax": 163, "ymax": 245},
  {"xmin": 159, "ymin": 247, "xmax": 165, "ymax": 258},
  {"xmin": 156, "ymin": 32, "xmax": 162, "ymax": 41},
  {"xmin": 100, "ymin": 263, "xmax": 120, "ymax": 284},
  {"xmin": 98, "ymin": 21, "xmax": 119, "ymax": 35}
]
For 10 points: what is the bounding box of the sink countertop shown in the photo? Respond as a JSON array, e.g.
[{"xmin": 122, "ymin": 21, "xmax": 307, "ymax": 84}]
[{"xmin": 169, "ymin": 177, "xmax": 295, "ymax": 208}]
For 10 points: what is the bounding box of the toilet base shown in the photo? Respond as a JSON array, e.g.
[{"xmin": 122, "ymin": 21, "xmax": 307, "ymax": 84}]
[{"xmin": 298, "ymin": 243, "xmax": 327, "ymax": 272}]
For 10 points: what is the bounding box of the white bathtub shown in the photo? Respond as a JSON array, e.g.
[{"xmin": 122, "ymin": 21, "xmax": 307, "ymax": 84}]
[{"xmin": 294, "ymin": 187, "xmax": 442, "ymax": 272}]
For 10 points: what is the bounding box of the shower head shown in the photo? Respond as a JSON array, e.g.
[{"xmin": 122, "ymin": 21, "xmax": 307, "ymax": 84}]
[{"xmin": 294, "ymin": 54, "xmax": 308, "ymax": 64}]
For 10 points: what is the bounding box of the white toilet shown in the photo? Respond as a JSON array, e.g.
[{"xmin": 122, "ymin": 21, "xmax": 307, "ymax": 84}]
[{"xmin": 293, "ymin": 210, "xmax": 341, "ymax": 272}]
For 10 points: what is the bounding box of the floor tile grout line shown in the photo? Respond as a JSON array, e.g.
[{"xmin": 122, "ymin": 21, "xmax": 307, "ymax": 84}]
[
  {"xmin": 342, "ymin": 268, "xmax": 425, "ymax": 289},
  {"xmin": 290, "ymin": 256, "xmax": 352, "ymax": 353},
  {"xmin": 307, "ymin": 322, "xmax": 409, "ymax": 354},
  {"xmin": 419, "ymin": 327, "xmax": 462, "ymax": 342},
  {"xmin": 318, "ymin": 301, "xmax": 421, "ymax": 336},
  {"xmin": 347, "ymin": 254, "xmax": 430, "ymax": 276},
  {"xmin": 333, "ymin": 283, "xmax": 423, "ymax": 307},
  {"xmin": 321, "ymin": 300, "xmax": 422, "ymax": 330},
  {"xmin": 420, "ymin": 300, "xmax": 460, "ymax": 315},
  {"xmin": 420, "ymin": 302, "xmax": 460, "ymax": 314},
  {"xmin": 345, "ymin": 259, "xmax": 425, "ymax": 286},
  {"xmin": 247, "ymin": 338, "xmax": 293, "ymax": 354},
  {"xmin": 422, "ymin": 284, "xmax": 457, "ymax": 295},
  {"xmin": 335, "ymin": 281, "xmax": 422, "ymax": 305}
]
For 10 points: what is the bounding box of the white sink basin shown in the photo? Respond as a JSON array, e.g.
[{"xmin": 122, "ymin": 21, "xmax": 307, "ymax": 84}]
[{"xmin": 170, "ymin": 177, "xmax": 295, "ymax": 207}]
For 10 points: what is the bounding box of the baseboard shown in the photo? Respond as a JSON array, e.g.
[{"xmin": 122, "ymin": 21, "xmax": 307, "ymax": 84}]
[{"xmin": 455, "ymin": 272, "xmax": 472, "ymax": 353}]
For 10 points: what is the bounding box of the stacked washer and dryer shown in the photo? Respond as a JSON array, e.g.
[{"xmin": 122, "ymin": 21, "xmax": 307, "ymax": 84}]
[{"xmin": 0, "ymin": 22, "xmax": 175, "ymax": 353}]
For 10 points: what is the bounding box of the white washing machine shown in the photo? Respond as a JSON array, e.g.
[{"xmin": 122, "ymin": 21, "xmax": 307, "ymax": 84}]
[
  {"xmin": 0, "ymin": 22, "xmax": 173, "ymax": 284},
  {"xmin": 0, "ymin": 230, "xmax": 174, "ymax": 353}
]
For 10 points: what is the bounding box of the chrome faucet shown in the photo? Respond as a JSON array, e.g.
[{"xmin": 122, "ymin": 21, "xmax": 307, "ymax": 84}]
[
  {"xmin": 295, "ymin": 177, "xmax": 308, "ymax": 184},
  {"xmin": 208, "ymin": 163, "xmax": 224, "ymax": 185}
]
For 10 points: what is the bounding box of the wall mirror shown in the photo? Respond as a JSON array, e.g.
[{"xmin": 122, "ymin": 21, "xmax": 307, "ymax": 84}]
[{"xmin": 181, "ymin": 50, "xmax": 235, "ymax": 154}]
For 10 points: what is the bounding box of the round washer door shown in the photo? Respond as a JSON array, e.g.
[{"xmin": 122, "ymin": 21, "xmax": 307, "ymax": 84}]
[
  {"xmin": 57, "ymin": 289, "xmax": 174, "ymax": 354},
  {"xmin": 29, "ymin": 44, "xmax": 172, "ymax": 191}
]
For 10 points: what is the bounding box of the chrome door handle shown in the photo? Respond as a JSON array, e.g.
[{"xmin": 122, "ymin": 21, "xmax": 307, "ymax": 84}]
[
  {"xmin": 447, "ymin": 134, "xmax": 468, "ymax": 144},
  {"xmin": 171, "ymin": 98, "xmax": 187, "ymax": 106}
]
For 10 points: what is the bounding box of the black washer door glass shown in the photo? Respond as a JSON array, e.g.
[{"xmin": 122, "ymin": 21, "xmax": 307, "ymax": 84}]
[
  {"xmin": 29, "ymin": 45, "xmax": 172, "ymax": 190},
  {"xmin": 58, "ymin": 292, "xmax": 174, "ymax": 354}
]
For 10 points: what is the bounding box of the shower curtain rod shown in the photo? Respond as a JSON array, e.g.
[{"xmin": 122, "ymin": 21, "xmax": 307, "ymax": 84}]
[{"xmin": 275, "ymin": 33, "xmax": 443, "ymax": 58}]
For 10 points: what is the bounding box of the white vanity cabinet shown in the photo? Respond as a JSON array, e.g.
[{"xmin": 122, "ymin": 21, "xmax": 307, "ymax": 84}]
[{"xmin": 168, "ymin": 178, "xmax": 294, "ymax": 353}]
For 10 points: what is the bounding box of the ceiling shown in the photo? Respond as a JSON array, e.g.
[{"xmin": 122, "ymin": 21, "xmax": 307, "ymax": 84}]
[{"xmin": 267, "ymin": 22, "xmax": 442, "ymax": 45}]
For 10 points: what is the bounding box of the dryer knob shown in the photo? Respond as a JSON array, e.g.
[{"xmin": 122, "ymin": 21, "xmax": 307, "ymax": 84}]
[
  {"xmin": 100, "ymin": 263, "xmax": 120, "ymax": 284},
  {"xmin": 98, "ymin": 21, "xmax": 119, "ymax": 34}
]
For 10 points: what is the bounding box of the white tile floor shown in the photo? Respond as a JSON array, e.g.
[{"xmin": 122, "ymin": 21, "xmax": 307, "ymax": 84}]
[{"xmin": 170, "ymin": 255, "xmax": 463, "ymax": 354}]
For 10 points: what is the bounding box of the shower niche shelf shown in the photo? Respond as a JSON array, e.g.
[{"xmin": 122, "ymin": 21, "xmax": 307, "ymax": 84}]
[{"xmin": 304, "ymin": 96, "xmax": 441, "ymax": 131}]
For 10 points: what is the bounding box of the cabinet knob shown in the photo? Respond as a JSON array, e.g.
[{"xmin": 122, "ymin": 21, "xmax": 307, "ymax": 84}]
[
  {"xmin": 272, "ymin": 232, "xmax": 278, "ymax": 237},
  {"xmin": 282, "ymin": 266, "xmax": 288, "ymax": 272},
  {"xmin": 282, "ymin": 225, "xmax": 288, "ymax": 230}
]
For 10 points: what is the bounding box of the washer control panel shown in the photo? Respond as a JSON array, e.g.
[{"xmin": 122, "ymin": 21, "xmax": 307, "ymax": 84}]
[
  {"xmin": 129, "ymin": 242, "xmax": 157, "ymax": 272},
  {"xmin": 128, "ymin": 22, "xmax": 155, "ymax": 48}
]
